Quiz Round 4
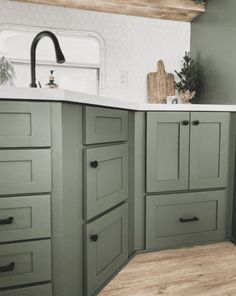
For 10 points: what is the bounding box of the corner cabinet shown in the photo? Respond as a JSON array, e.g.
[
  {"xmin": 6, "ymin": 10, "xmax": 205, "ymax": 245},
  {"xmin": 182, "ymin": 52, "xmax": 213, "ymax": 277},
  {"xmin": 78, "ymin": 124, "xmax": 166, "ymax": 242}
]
[
  {"xmin": 0, "ymin": 101, "xmax": 233, "ymax": 296},
  {"xmin": 146, "ymin": 112, "xmax": 230, "ymax": 193}
]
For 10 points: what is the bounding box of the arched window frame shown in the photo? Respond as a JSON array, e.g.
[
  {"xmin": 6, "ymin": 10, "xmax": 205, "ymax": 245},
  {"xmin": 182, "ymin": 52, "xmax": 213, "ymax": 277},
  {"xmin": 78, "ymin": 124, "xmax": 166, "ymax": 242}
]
[{"xmin": 0, "ymin": 24, "xmax": 106, "ymax": 94}]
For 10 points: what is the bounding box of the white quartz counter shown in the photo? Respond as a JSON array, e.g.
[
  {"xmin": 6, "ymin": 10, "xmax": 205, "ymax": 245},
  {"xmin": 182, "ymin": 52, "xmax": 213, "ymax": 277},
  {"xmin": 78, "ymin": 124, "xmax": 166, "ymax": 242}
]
[{"xmin": 0, "ymin": 87, "xmax": 235, "ymax": 112}]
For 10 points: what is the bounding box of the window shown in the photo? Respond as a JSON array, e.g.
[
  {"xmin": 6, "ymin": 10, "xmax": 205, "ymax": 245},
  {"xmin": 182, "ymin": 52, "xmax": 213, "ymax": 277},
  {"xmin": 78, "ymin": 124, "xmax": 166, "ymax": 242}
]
[{"xmin": 0, "ymin": 25, "xmax": 105, "ymax": 94}]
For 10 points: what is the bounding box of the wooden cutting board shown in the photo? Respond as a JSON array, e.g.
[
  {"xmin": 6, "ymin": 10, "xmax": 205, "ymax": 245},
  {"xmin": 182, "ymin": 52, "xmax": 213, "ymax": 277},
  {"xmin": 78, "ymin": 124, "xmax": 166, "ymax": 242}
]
[{"xmin": 147, "ymin": 60, "xmax": 175, "ymax": 104}]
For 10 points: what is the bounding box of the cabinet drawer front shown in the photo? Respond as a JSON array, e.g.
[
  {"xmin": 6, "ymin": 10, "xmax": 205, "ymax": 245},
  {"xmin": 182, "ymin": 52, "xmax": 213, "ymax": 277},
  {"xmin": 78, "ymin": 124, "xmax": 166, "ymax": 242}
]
[
  {"xmin": 83, "ymin": 106, "xmax": 128, "ymax": 144},
  {"xmin": 190, "ymin": 112, "xmax": 230, "ymax": 189},
  {"xmin": 0, "ymin": 284, "xmax": 52, "ymax": 296},
  {"xmin": 0, "ymin": 240, "xmax": 51, "ymax": 288},
  {"xmin": 0, "ymin": 150, "xmax": 51, "ymax": 195},
  {"xmin": 84, "ymin": 144, "xmax": 128, "ymax": 219},
  {"xmin": 146, "ymin": 191, "xmax": 225, "ymax": 250},
  {"xmin": 0, "ymin": 195, "xmax": 51, "ymax": 243},
  {"xmin": 85, "ymin": 203, "xmax": 128, "ymax": 296},
  {"xmin": 0, "ymin": 101, "xmax": 51, "ymax": 148},
  {"xmin": 146, "ymin": 112, "xmax": 189, "ymax": 193}
]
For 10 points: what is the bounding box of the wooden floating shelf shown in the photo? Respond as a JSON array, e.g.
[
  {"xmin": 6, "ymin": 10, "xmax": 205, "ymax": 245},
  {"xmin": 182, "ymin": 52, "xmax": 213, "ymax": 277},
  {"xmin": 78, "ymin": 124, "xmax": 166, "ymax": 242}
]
[{"xmin": 15, "ymin": 0, "xmax": 205, "ymax": 22}]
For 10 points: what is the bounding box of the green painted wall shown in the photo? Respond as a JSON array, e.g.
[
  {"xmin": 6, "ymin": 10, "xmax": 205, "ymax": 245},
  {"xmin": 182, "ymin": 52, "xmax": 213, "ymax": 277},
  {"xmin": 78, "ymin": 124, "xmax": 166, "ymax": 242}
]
[{"xmin": 191, "ymin": 0, "xmax": 236, "ymax": 104}]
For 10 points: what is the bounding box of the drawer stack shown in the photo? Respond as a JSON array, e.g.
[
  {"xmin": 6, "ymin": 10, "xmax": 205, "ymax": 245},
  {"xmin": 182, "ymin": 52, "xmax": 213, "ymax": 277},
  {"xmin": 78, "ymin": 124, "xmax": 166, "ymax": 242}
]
[
  {"xmin": 0, "ymin": 102, "xmax": 52, "ymax": 295},
  {"xmin": 83, "ymin": 106, "xmax": 129, "ymax": 296}
]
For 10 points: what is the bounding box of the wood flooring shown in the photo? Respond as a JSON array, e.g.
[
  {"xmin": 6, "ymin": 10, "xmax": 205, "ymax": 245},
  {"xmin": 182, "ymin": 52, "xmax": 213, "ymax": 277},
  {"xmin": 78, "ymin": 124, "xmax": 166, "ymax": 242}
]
[{"xmin": 99, "ymin": 242, "xmax": 236, "ymax": 296}]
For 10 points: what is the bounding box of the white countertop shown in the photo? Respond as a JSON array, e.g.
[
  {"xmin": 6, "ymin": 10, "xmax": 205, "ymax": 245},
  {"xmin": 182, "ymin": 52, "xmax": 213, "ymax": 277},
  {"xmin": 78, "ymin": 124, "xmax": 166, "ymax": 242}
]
[{"xmin": 0, "ymin": 87, "xmax": 236, "ymax": 112}]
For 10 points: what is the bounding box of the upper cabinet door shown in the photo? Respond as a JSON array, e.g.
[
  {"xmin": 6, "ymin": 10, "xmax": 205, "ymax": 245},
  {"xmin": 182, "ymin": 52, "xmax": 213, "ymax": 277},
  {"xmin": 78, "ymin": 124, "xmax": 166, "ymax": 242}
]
[
  {"xmin": 0, "ymin": 102, "xmax": 51, "ymax": 148},
  {"xmin": 146, "ymin": 112, "xmax": 190, "ymax": 193},
  {"xmin": 189, "ymin": 112, "xmax": 230, "ymax": 190},
  {"xmin": 83, "ymin": 106, "xmax": 128, "ymax": 145},
  {"xmin": 84, "ymin": 144, "xmax": 128, "ymax": 219}
]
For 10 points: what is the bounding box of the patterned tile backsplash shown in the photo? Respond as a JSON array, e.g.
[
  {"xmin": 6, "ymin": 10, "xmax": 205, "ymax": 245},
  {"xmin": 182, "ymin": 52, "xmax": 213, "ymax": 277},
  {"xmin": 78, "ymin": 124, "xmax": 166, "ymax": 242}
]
[{"xmin": 0, "ymin": 0, "xmax": 190, "ymax": 103}]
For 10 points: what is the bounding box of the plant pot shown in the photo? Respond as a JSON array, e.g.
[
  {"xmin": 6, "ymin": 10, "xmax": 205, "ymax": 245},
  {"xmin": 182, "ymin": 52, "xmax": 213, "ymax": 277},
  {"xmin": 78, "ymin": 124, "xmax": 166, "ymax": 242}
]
[{"xmin": 179, "ymin": 90, "xmax": 196, "ymax": 104}]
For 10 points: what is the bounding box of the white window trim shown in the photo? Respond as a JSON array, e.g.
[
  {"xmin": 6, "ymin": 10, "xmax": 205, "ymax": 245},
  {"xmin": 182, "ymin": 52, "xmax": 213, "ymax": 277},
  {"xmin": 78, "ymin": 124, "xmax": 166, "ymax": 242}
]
[{"xmin": 0, "ymin": 24, "xmax": 106, "ymax": 94}]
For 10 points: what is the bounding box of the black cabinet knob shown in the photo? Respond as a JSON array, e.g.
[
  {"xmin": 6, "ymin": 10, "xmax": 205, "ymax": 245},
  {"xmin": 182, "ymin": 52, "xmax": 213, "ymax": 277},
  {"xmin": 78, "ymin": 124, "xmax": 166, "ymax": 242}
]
[
  {"xmin": 90, "ymin": 234, "xmax": 98, "ymax": 242},
  {"xmin": 193, "ymin": 120, "xmax": 200, "ymax": 126},
  {"xmin": 90, "ymin": 161, "xmax": 98, "ymax": 168},
  {"xmin": 182, "ymin": 120, "xmax": 189, "ymax": 126}
]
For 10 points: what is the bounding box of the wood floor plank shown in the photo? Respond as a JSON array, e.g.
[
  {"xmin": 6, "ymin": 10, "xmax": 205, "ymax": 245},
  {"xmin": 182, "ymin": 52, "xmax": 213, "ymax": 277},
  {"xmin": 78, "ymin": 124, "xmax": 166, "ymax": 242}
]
[{"xmin": 99, "ymin": 242, "xmax": 236, "ymax": 296}]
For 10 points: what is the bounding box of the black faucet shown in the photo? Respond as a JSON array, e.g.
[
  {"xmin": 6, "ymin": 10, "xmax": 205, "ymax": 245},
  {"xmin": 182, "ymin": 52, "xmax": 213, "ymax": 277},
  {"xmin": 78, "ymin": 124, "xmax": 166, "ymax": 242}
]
[{"xmin": 30, "ymin": 31, "xmax": 66, "ymax": 88}]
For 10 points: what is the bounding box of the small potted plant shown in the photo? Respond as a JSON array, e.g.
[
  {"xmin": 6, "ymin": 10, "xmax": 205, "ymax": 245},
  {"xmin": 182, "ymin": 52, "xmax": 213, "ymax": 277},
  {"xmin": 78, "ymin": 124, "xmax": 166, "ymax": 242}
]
[
  {"xmin": 174, "ymin": 52, "xmax": 199, "ymax": 104},
  {"xmin": 0, "ymin": 53, "xmax": 16, "ymax": 87}
]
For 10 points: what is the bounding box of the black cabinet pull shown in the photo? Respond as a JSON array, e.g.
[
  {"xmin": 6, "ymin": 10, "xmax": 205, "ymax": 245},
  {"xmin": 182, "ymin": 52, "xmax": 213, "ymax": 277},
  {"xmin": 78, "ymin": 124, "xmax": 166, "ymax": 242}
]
[
  {"xmin": 90, "ymin": 234, "xmax": 98, "ymax": 242},
  {"xmin": 180, "ymin": 217, "xmax": 199, "ymax": 223},
  {"xmin": 0, "ymin": 217, "xmax": 14, "ymax": 225},
  {"xmin": 193, "ymin": 120, "xmax": 200, "ymax": 126},
  {"xmin": 90, "ymin": 161, "xmax": 98, "ymax": 168},
  {"xmin": 0, "ymin": 262, "xmax": 15, "ymax": 273},
  {"xmin": 182, "ymin": 120, "xmax": 189, "ymax": 126}
]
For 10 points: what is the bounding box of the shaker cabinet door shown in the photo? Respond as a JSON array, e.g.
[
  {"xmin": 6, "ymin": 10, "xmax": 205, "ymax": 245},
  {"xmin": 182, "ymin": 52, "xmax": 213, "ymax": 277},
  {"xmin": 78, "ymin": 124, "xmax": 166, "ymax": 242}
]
[
  {"xmin": 189, "ymin": 112, "xmax": 230, "ymax": 189},
  {"xmin": 84, "ymin": 144, "xmax": 128, "ymax": 219},
  {"xmin": 146, "ymin": 191, "xmax": 225, "ymax": 250},
  {"xmin": 85, "ymin": 203, "xmax": 128, "ymax": 296},
  {"xmin": 0, "ymin": 101, "xmax": 51, "ymax": 148},
  {"xmin": 146, "ymin": 112, "xmax": 190, "ymax": 193},
  {"xmin": 83, "ymin": 106, "xmax": 128, "ymax": 145},
  {"xmin": 0, "ymin": 149, "xmax": 51, "ymax": 195},
  {"xmin": 0, "ymin": 240, "xmax": 51, "ymax": 289}
]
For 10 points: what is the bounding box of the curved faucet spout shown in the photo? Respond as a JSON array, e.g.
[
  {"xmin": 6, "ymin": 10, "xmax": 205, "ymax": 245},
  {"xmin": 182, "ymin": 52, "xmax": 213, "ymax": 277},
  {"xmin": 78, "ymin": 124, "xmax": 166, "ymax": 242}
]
[{"xmin": 30, "ymin": 31, "xmax": 66, "ymax": 88}]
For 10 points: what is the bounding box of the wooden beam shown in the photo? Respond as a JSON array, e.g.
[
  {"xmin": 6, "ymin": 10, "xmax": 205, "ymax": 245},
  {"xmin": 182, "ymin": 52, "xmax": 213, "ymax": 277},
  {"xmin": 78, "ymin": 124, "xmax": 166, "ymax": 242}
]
[{"xmin": 14, "ymin": 0, "xmax": 205, "ymax": 22}]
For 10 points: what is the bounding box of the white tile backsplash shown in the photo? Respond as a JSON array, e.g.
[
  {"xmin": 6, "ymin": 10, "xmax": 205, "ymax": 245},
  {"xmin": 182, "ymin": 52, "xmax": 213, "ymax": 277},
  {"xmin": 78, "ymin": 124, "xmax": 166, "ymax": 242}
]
[{"xmin": 0, "ymin": 0, "xmax": 190, "ymax": 103}]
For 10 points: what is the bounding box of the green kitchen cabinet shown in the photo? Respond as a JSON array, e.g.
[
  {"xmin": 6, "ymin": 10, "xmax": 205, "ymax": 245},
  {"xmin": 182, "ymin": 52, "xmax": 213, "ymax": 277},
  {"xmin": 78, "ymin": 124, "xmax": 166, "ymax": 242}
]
[
  {"xmin": 0, "ymin": 100, "xmax": 231, "ymax": 296},
  {"xmin": 146, "ymin": 112, "xmax": 230, "ymax": 193},
  {"xmin": 0, "ymin": 195, "xmax": 51, "ymax": 243},
  {"xmin": 83, "ymin": 106, "xmax": 128, "ymax": 144},
  {"xmin": 189, "ymin": 112, "xmax": 230, "ymax": 189},
  {"xmin": 85, "ymin": 203, "xmax": 128, "ymax": 296},
  {"xmin": 146, "ymin": 112, "xmax": 190, "ymax": 193},
  {"xmin": 0, "ymin": 149, "xmax": 51, "ymax": 195},
  {"xmin": 146, "ymin": 191, "xmax": 226, "ymax": 250},
  {"xmin": 84, "ymin": 144, "xmax": 128, "ymax": 220},
  {"xmin": 0, "ymin": 240, "xmax": 52, "ymax": 288},
  {"xmin": 0, "ymin": 101, "xmax": 51, "ymax": 148}
]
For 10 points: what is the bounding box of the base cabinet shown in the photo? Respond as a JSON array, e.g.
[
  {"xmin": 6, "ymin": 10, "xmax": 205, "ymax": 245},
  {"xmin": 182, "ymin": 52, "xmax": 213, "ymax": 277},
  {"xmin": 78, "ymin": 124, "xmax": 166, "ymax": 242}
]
[
  {"xmin": 146, "ymin": 112, "xmax": 230, "ymax": 193},
  {"xmin": 85, "ymin": 203, "xmax": 128, "ymax": 296},
  {"xmin": 146, "ymin": 191, "xmax": 226, "ymax": 250}
]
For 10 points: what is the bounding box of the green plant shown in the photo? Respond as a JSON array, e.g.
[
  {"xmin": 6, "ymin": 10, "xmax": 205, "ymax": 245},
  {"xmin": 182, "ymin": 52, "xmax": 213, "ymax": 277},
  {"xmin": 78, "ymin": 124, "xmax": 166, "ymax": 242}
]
[
  {"xmin": 174, "ymin": 52, "xmax": 199, "ymax": 94},
  {"xmin": 0, "ymin": 55, "xmax": 16, "ymax": 86}
]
